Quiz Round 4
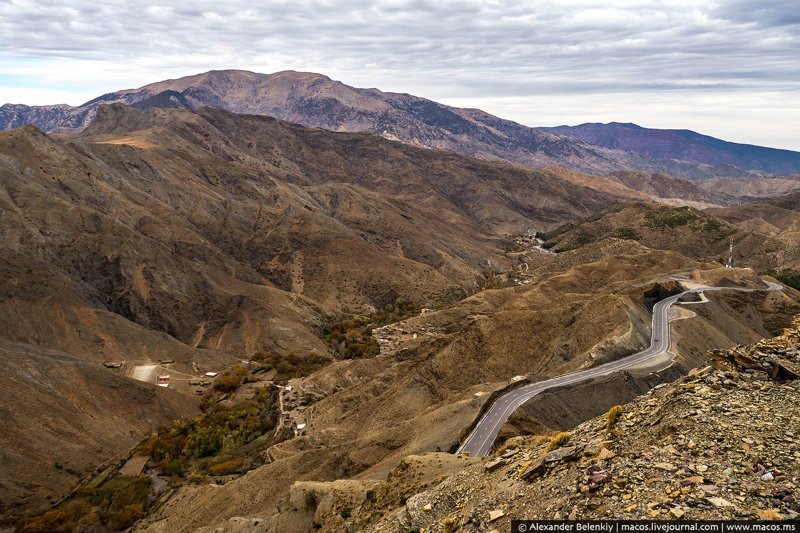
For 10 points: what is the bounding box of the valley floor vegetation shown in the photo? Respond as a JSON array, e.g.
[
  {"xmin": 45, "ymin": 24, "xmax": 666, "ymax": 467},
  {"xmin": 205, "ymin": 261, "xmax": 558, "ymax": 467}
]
[
  {"xmin": 322, "ymin": 298, "xmax": 420, "ymax": 359},
  {"xmin": 18, "ymin": 383, "xmax": 284, "ymax": 532},
  {"xmin": 16, "ymin": 350, "xmax": 335, "ymax": 532}
]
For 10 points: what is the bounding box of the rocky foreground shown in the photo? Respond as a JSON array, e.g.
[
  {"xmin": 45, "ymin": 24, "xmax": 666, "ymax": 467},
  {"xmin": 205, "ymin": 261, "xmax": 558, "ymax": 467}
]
[
  {"xmin": 368, "ymin": 320, "xmax": 800, "ymax": 530},
  {"xmin": 201, "ymin": 315, "xmax": 800, "ymax": 532}
]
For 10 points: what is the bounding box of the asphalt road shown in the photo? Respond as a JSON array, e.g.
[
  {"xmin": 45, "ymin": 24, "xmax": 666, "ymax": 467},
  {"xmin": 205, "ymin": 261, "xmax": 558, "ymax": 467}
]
[{"xmin": 456, "ymin": 280, "xmax": 783, "ymax": 456}]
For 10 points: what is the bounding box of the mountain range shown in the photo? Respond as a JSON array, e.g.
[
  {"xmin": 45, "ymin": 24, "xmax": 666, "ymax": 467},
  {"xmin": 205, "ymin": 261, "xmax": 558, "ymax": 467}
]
[{"xmin": 4, "ymin": 70, "xmax": 800, "ymax": 182}]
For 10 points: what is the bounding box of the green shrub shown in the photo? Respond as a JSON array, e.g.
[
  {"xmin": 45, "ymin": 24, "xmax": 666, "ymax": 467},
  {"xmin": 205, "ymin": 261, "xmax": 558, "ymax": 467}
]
[
  {"xmin": 612, "ymin": 227, "xmax": 640, "ymax": 240},
  {"xmin": 184, "ymin": 427, "xmax": 224, "ymax": 458},
  {"xmin": 207, "ymin": 458, "xmax": 244, "ymax": 476},
  {"xmin": 160, "ymin": 457, "xmax": 187, "ymax": 476},
  {"xmin": 251, "ymin": 351, "xmax": 331, "ymax": 379},
  {"xmin": 212, "ymin": 366, "xmax": 250, "ymax": 393},
  {"xmin": 645, "ymin": 206, "xmax": 700, "ymax": 229},
  {"xmin": 109, "ymin": 503, "xmax": 144, "ymax": 530},
  {"xmin": 17, "ymin": 501, "xmax": 95, "ymax": 533},
  {"xmin": 108, "ymin": 475, "xmax": 150, "ymax": 513},
  {"xmin": 700, "ymin": 218, "xmax": 723, "ymax": 232}
]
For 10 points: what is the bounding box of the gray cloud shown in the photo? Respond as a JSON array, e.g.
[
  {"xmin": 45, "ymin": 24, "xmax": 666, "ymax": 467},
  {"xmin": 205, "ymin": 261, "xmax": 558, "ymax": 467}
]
[
  {"xmin": 714, "ymin": 0, "xmax": 800, "ymax": 26},
  {"xmin": 0, "ymin": 1, "xmax": 799, "ymax": 148}
]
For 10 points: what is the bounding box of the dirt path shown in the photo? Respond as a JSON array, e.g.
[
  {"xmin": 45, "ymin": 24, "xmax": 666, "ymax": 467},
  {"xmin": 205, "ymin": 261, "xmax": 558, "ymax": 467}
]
[{"xmin": 129, "ymin": 364, "xmax": 159, "ymax": 384}]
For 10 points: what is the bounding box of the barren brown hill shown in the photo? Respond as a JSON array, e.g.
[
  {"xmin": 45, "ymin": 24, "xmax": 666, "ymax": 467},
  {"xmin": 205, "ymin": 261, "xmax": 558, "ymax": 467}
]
[
  {"xmin": 541, "ymin": 202, "xmax": 800, "ymax": 273},
  {"xmin": 84, "ymin": 103, "xmax": 619, "ymax": 235},
  {"xmin": 708, "ymin": 191, "xmax": 800, "ymax": 246},
  {"xmin": 603, "ymin": 170, "xmax": 733, "ymax": 208},
  {"xmin": 698, "ymin": 174, "xmax": 800, "ymax": 201}
]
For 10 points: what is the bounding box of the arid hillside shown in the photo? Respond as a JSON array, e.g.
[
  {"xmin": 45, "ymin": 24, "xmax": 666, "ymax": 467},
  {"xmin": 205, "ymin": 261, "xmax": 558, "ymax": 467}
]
[
  {"xmin": 708, "ymin": 192, "xmax": 800, "ymax": 249},
  {"xmin": 602, "ymin": 171, "xmax": 733, "ymax": 207},
  {"xmin": 541, "ymin": 201, "xmax": 800, "ymax": 273},
  {"xmin": 84, "ymin": 103, "xmax": 619, "ymax": 235},
  {"xmin": 7, "ymin": 103, "xmax": 800, "ymax": 531},
  {"xmin": 699, "ymin": 174, "xmax": 800, "ymax": 202}
]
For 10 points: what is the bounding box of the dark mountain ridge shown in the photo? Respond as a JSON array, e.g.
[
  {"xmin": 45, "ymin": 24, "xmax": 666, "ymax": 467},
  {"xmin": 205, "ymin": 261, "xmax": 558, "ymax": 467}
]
[{"xmin": 541, "ymin": 121, "xmax": 800, "ymax": 175}]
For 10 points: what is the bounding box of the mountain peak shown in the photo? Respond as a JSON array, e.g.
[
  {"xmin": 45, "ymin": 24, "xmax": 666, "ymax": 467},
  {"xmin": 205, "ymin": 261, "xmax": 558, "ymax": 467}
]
[{"xmin": 607, "ymin": 121, "xmax": 643, "ymax": 128}]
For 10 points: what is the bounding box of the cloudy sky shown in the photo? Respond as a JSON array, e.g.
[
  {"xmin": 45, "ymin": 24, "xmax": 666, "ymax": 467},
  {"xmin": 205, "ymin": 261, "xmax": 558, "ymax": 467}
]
[{"xmin": 1, "ymin": 0, "xmax": 798, "ymax": 149}]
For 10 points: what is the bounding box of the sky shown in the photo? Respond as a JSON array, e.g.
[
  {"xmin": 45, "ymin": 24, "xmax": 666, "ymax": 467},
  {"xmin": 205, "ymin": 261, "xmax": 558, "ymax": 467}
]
[{"xmin": 0, "ymin": 0, "xmax": 798, "ymax": 150}]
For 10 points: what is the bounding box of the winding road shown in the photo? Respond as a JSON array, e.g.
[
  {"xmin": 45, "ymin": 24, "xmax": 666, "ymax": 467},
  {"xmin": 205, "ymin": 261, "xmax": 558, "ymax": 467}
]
[{"xmin": 456, "ymin": 280, "xmax": 783, "ymax": 456}]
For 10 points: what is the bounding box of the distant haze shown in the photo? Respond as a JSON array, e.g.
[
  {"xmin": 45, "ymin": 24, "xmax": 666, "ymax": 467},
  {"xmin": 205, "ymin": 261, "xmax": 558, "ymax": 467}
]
[{"xmin": 0, "ymin": 0, "xmax": 798, "ymax": 150}]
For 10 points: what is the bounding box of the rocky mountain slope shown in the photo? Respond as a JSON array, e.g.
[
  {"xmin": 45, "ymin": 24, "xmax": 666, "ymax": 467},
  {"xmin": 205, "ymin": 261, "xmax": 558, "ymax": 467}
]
[
  {"xmin": 542, "ymin": 122, "xmax": 800, "ymax": 175},
  {"xmin": 0, "ymin": 70, "xmax": 779, "ymax": 181},
  {"xmin": 602, "ymin": 171, "xmax": 734, "ymax": 207},
  {"xmin": 541, "ymin": 200, "xmax": 800, "ymax": 273},
  {"xmin": 707, "ymin": 191, "xmax": 800, "ymax": 250},
  {"xmin": 698, "ymin": 174, "xmax": 800, "ymax": 202},
  {"xmin": 7, "ymin": 101, "xmax": 800, "ymax": 530}
]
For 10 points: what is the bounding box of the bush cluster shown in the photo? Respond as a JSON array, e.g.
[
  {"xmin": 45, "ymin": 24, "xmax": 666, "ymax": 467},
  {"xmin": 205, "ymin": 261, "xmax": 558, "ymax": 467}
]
[
  {"xmin": 17, "ymin": 501, "xmax": 95, "ymax": 533},
  {"xmin": 612, "ymin": 227, "xmax": 640, "ymax": 240},
  {"xmin": 250, "ymin": 351, "xmax": 331, "ymax": 379},
  {"xmin": 323, "ymin": 299, "xmax": 419, "ymax": 359},
  {"xmin": 644, "ymin": 206, "xmax": 700, "ymax": 228},
  {"xmin": 545, "ymin": 431, "xmax": 572, "ymax": 452},
  {"xmin": 18, "ymin": 476, "xmax": 151, "ymax": 532},
  {"xmin": 212, "ymin": 365, "xmax": 251, "ymax": 393},
  {"xmin": 141, "ymin": 386, "xmax": 277, "ymax": 476}
]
